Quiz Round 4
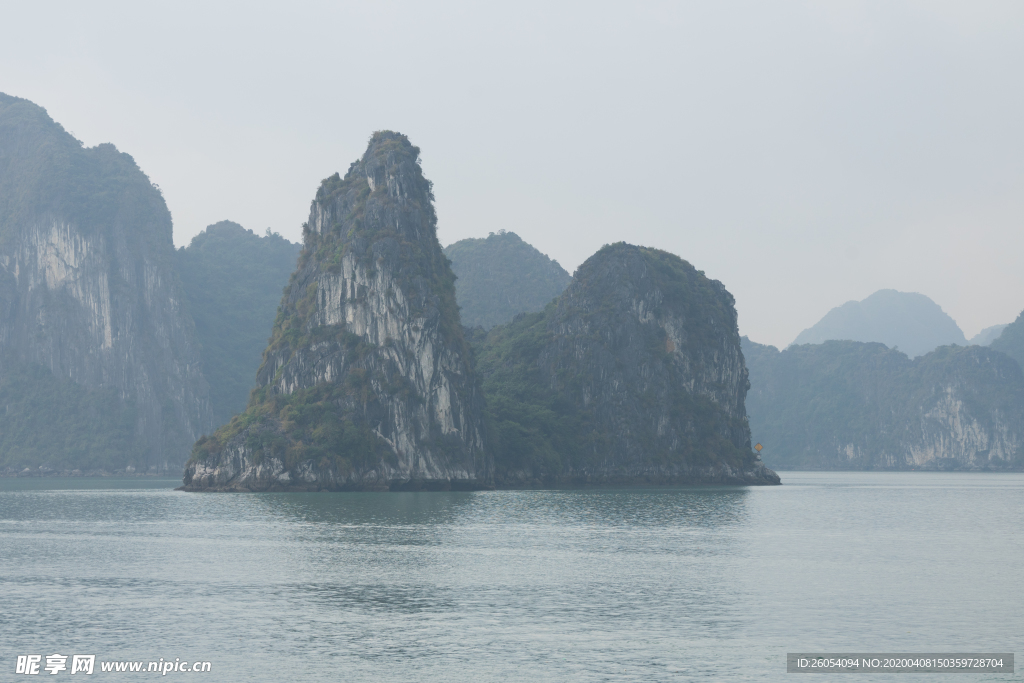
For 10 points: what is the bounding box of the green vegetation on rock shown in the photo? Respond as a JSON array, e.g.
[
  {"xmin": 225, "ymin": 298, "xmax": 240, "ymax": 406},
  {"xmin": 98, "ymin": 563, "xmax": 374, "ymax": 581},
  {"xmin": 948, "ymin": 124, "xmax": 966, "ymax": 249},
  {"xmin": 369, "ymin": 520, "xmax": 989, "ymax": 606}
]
[
  {"xmin": 184, "ymin": 132, "xmax": 488, "ymax": 491},
  {"xmin": 989, "ymin": 309, "xmax": 1024, "ymax": 372},
  {"xmin": 0, "ymin": 93, "xmax": 170, "ymax": 257},
  {"xmin": 0, "ymin": 359, "xmax": 143, "ymax": 473},
  {"xmin": 473, "ymin": 242, "xmax": 777, "ymax": 486},
  {"xmin": 0, "ymin": 93, "xmax": 212, "ymax": 474},
  {"xmin": 444, "ymin": 230, "xmax": 571, "ymax": 329},
  {"xmin": 175, "ymin": 221, "xmax": 300, "ymax": 428},
  {"xmin": 467, "ymin": 310, "xmax": 583, "ymax": 479}
]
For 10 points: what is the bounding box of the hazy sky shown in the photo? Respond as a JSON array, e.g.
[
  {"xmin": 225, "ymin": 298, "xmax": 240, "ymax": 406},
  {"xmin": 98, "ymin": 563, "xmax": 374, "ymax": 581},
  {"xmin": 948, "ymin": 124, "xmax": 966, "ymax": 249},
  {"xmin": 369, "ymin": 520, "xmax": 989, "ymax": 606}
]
[{"xmin": 3, "ymin": 1, "xmax": 1022, "ymax": 347}]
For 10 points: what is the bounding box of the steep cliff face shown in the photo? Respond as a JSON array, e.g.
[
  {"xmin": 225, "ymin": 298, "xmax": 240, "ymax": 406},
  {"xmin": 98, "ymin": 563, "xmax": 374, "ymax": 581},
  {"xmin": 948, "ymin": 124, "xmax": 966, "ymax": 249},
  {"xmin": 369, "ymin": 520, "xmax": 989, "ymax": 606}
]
[
  {"xmin": 744, "ymin": 338, "xmax": 1024, "ymax": 470},
  {"xmin": 474, "ymin": 243, "xmax": 779, "ymax": 486},
  {"xmin": 183, "ymin": 132, "xmax": 489, "ymax": 491},
  {"xmin": 0, "ymin": 93, "xmax": 212, "ymax": 472}
]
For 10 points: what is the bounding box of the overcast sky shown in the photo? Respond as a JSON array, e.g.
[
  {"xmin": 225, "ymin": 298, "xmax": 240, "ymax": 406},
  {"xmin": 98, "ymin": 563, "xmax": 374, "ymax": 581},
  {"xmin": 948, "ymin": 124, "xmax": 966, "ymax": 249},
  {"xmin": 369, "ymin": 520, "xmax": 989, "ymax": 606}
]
[{"xmin": 3, "ymin": 1, "xmax": 1022, "ymax": 347}]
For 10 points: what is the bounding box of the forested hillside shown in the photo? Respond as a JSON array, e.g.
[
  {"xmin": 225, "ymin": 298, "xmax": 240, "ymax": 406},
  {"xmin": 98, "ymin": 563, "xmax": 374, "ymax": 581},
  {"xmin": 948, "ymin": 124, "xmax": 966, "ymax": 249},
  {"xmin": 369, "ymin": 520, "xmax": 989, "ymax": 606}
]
[
  {"xmin": 444, "ymin": 230, "xmax": 570, "ymax": 329},
  {"xmin": 175, "ymin": 221, "xmax": 300, "ymax": 427},
  {"xmin": 471, "ymin": 243, "xmax": 778, "ymax": 486},
  {"xmin": 0, "ymin": 93, "xmax": 211, "ymax": 474},
  {"xmin": 989, "ymin": 310, "xmax": 1024, "ymax": 372},
  {"xmin": 744, "ymin": 338, "xmax": 1024, "ymax": 470}
]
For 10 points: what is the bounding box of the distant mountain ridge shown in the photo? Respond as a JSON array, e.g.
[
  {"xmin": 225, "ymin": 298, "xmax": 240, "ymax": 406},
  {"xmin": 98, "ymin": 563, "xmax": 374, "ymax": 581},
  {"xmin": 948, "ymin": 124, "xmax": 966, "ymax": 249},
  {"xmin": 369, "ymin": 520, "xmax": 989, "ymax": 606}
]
[
  {"xmin": 990, "ymin": 310, "xmax": 1024, "ymax": 372},
  {"xmin": 969, "ymin": 324, "xmax": 1009, "ymax": 346},
  {"xmin": 444, "ymin": 230, "xmax": 570, "ymax": 329},
  {"xmin": 744, "ymin": 337, "xmax": 1024, "ymax": 471},
  {"xmin": 793, "ymin": 289, "xmax": 966, "ymax": 358},
  {"xmin": 174, "ymin": 221, "xmax": 300, "ymax": 428}
]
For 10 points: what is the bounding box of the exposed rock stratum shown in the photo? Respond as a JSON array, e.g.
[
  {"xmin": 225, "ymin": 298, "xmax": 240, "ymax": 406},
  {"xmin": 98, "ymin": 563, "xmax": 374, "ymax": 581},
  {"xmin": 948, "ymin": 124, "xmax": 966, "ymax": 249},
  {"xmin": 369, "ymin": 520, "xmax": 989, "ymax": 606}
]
[
  {"xmin": 183, "ymin": 132, "xmax": 488, "ymax": 491},
  {"xmin": 0, "ymin": 93, "xmax": 212, "ymax": 472}
]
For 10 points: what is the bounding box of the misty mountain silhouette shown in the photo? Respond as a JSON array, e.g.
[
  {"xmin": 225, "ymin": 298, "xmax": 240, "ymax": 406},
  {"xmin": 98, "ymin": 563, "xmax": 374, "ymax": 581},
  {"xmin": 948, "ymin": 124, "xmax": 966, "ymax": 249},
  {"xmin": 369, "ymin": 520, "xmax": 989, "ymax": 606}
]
[
  {"xmin": 791, "ymin": 289, "xmax": 966, "ymax": 358},
  {"xmin": 969, "ymin": 324, "xmax": 1009, "ymax": 347},
  {"xmin": 444, "ymin": 231, "xmax": 570, "ymax": 329}
]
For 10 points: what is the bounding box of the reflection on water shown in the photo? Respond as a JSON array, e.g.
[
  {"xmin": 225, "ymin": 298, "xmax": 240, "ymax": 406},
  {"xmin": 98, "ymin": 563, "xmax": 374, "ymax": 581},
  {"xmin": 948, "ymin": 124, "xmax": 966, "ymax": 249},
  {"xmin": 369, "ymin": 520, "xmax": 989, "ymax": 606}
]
[
  {"xmin": 251, "ymin": 486, "xmax": 750, "ymax": 530},
  {"xmin": 256, "ymin": 490, "xmax": 478, "ymax": 526},
  {"xmin": 1, "ymin": 475, "xmax": 1021, "ymax": 682}
]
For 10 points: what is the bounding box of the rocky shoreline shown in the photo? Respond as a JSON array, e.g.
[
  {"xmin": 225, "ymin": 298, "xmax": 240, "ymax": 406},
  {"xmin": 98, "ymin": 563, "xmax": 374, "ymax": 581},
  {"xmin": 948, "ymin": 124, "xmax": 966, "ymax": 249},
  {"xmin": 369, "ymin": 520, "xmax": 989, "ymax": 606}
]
[{"xmin": 178, "ymin": 449, "xmax": 779, "ymax": 492}]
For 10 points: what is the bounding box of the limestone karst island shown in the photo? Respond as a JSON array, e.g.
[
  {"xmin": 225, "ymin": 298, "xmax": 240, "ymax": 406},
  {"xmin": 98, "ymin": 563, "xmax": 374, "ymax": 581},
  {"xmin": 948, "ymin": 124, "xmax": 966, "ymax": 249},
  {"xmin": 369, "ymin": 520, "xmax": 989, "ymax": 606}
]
[
  {"xmin": 182, "ymin": 132, "xmax": 778, "ymax": 490},
  {"xmin": 2, "ymin": 92, "xmax": 1023, "ymax": 487},
  {"xmin": 7, "ymin": 9, "xmax": 1024, "ymax": 681}
]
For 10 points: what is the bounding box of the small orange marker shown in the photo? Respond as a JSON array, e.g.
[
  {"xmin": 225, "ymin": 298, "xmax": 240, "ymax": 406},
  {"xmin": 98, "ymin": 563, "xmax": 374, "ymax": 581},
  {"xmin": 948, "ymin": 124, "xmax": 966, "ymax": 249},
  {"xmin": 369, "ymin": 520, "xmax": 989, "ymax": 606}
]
[{"xmin": 754, "ymin": 443, "xmax": 763, "ymax": 452}]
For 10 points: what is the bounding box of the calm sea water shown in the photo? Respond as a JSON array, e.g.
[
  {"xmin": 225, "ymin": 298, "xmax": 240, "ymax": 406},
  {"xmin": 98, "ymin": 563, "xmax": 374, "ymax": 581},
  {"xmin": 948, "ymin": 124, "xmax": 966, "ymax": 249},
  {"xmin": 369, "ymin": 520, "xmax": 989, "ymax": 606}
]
[{"xmin": 1, "ymin": 473, "xmax": 1021, "ymax": 681}]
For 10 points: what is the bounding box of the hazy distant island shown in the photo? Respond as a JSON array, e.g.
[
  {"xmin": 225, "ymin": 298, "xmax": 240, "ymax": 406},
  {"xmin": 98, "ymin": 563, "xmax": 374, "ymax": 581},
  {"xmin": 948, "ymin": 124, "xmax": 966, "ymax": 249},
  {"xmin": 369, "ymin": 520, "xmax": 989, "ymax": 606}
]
[
  {"xmin": 6, "ymin": 91, "xmax": 1022, "ymax": 483},
  {"xmin": 175, "ymin": 221, "xmax": 301, "ymax": 428},
  {"xmin": 745, "ymin": 337, "xmax": 1024, "ymax": 472},
  {"xmin": 792, "ymin": 289, "xmax": 968, "ymax": 358},
  {"xmin": 182, "ymin": 132, "xmax": 777, "ymax": 490},
  {"xmin": 969, "ymin": 323, "xmax": 1009, "ymax": 347},
  {"xmin": 746, "ymin": 287, "xmax": 1024, "ymax": 471},
  {"xmin": 989, "ymin": 310, "xmax": 1024, "ymax": 372},
  {"xmin": 0, "ymin": 93, "xmax": 213, "ymax": 476},
  {"xmin": 444, "ymin": 230, "xmax": 571, "ymax": 329}
]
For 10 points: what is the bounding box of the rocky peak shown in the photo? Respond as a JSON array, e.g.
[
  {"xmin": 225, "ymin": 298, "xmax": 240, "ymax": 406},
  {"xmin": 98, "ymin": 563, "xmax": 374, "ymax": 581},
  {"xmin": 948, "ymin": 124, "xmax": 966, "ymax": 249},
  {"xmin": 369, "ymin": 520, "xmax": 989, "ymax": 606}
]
[
  {"xmin": 554, "ymin": 244, "xmax": 747, "ymax": 412},
  {"xmin": 183, "ymin": 131, "xmax": 488, "ymax": 491},
  {"xmin": 474, "ymin": 242, "xmax": 779, "ymax": 486},
  {"xmin": 310, "ymin": 132, "xmax": 434, "ymax": 239}
]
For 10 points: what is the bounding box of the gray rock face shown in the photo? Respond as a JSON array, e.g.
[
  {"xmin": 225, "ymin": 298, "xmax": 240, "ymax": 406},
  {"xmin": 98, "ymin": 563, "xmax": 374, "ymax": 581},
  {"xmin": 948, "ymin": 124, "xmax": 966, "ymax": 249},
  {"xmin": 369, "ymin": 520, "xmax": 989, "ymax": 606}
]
[
  {"xmin": 183, "ymin": 132, "xmax": 489, "ymax": 491},
  {"xmin": 475, "ymin": 243, "xmax": 779, "ymax": 486},
  {"xmin": 0, "ymin": 93, "xmax": 212, "ymax": 471},
  {"xmin": 744, "ymin": 338, "xmax": 1024, "ymax": 470}
]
